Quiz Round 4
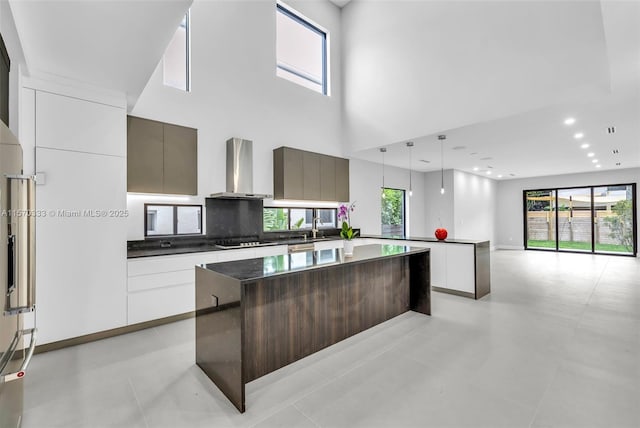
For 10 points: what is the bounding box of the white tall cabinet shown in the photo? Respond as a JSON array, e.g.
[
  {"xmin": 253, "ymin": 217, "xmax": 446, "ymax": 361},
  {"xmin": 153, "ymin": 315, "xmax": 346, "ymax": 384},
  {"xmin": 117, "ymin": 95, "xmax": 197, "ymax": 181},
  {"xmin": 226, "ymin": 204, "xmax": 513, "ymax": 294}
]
[{"xmin": 23, "ymin": 79, "xmax": 128, "ymax": 344}]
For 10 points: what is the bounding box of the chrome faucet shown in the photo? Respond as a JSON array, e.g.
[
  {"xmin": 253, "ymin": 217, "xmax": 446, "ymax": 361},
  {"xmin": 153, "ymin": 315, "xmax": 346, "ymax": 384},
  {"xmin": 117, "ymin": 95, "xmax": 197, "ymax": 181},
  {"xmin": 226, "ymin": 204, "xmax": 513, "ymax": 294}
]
[{"xmin": 312, "ymin": 216, "xmax": 322, "ymax": 239}]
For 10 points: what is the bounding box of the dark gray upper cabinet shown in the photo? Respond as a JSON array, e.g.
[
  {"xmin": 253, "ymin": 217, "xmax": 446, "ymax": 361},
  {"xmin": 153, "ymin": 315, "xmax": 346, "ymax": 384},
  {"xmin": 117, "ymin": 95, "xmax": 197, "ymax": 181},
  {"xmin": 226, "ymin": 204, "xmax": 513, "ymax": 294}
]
[
  {"xmin": 273, "ymin": 147, "xmax": 349, "ymax": 202},
  {"xmin": 320, "ymin": 155, "xmax": 336, "ymax": 201},
  {"xmin": 127, "ymin": 116, "xmax": 197, "ymax": 195},
  {"xmin": 273, "ymin": 146, "xmax": 303, "ymax": 200},
  {"xmin": 163, "ymin": 123, "xmax": 197, "ymax": 195},
  {"xmin": 335, "ymin": 157, "xmax": 350, "ymax": 202},
  {"xmin": 303, "ymin": 151, "xmax": 321, "ymax": 200}
]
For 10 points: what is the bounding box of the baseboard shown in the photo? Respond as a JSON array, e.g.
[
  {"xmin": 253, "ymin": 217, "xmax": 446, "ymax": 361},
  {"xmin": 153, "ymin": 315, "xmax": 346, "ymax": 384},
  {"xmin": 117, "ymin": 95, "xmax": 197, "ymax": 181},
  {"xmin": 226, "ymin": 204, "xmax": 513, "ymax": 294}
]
[
  {"xmin": 432, "ymin": 286, "xmax": 475, "ymax": 299},
  {"xmin": 34, "ymin": 311, "xmax": 195, "ymax": 354},
  {"xmin": 496, "ymin": 245, "xmax": 525, "ymax": 250}
]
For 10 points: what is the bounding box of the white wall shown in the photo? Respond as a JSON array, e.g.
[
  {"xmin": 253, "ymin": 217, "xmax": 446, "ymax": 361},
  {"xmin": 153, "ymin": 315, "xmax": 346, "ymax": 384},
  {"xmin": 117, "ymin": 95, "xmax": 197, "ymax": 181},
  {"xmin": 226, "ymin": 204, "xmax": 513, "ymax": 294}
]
[
  {"xmin": 496, "ymin": 167, "xmax": 640, "ymax": 250},
  {"xmin": 349, "ymin": 158, "xmax": 426, "ymax": 237},
  {"xmin": 341, "ymin": 0, "xmax": 609, "ymax": 153},
  {"xmin": 453, "ymin": 170, "xmax": 497, "ymax": 244},
  {"xmin": 423, "ymin": 169, "xmax": 454, "ymax": 238},
  {"xmin": 20, "ymin": 77, "xmax": 128, "ymax": 344},
  {"xmin": 127, "ymin": 0, "xmax": 342, "ymax": 240}
]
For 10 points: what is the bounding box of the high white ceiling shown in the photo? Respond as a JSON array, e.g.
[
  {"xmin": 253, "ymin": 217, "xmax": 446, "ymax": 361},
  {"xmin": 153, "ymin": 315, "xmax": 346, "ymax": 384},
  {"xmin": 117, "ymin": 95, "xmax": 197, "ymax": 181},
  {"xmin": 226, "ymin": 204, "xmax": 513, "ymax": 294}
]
[
  {"xmin": 9, "ymin": 0, "xmax": 192, "ymax": 109},
  {"xmin": 344, "ymin": 0, "xmax": 640, "ymax": 179},
  {"xmin": 6, "ymin": 0, "xmax": 638, "ymax": 181},
  {"xmin": 329, "ymin": 0, "xmax": 352, "ymax": 8}
]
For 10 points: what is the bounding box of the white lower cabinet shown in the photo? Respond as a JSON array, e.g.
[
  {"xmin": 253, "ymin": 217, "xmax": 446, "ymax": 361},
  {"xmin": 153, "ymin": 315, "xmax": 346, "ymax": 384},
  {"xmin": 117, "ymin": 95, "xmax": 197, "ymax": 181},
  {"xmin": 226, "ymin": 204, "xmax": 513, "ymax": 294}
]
[
  {"xmin": 444, "ymin": 244, "xmax": 475, "ymax": 293},
  {"xmin": 35, "ymin": 148, "xmax": 127, "ymax": 345},
  {"xmin": 126, "ymin": 246, "xmax": 287, "ymax": 325},
  {"xmin": 128, "ymin": 283, "xmax": 194, "ymax": 325},
  {"xmin": 254, "ymin": 245, "xmax": 287, "ymax": 257}
]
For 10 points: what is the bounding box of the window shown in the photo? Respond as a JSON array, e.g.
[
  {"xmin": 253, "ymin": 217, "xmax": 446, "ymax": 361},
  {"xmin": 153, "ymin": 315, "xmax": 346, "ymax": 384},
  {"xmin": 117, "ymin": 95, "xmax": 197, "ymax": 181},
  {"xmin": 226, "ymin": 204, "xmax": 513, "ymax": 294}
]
[
  {"xmin": 163, "ymin": 11, "xmax": 190, "ymax": 91},
  {"xmin": 276, "ymin": 3, "xmax": 327, "ymax": 95},
  {"xmin": 263, "ymin": 207, "xmax": 336, "ymax": 232},
  {"xmin": 524, "ymin": 183, "xmax": 636, "ymax": 256},
  {"xmin": 381, "ymin": 188, "xmax": 406, "ymax": 238},
  {"xmin": 145, "ymin": 204, "xmax": 202, "ymax": 236}
]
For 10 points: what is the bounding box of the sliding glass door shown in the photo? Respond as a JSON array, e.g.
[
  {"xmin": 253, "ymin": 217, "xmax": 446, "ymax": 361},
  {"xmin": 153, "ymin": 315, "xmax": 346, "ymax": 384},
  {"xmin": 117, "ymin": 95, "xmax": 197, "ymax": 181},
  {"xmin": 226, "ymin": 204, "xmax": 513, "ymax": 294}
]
[
  {"xmin": 557, "ymin": 187, "xmax": 592, "ymax": 252},
  {"xmin": 525, "ymin": 190, "xmax": 556, "ymax": 250},
  {"xmin": 594, "ymin": 184, "xmax": 635, "ymax": 255},
  {"xmin": 524, "ymin": 183, "xmax": 637, "ymax": 256}
]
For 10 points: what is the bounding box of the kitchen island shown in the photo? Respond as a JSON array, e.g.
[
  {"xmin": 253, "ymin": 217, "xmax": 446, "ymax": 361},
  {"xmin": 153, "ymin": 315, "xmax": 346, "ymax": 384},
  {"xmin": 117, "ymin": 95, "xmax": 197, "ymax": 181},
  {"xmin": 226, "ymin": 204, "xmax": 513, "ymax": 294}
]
[{"xmin": 195, "ymin": 244, "xmax": 430, "ymax": 412}]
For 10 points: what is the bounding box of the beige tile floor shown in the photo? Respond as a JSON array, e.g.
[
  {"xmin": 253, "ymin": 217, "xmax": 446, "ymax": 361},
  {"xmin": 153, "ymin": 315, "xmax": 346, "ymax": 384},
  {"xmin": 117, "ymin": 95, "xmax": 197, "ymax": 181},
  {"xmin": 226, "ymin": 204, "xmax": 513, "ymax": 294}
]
[{"xmin": 22, "ymin": 250, "xmax": 640, "ymax": 428}]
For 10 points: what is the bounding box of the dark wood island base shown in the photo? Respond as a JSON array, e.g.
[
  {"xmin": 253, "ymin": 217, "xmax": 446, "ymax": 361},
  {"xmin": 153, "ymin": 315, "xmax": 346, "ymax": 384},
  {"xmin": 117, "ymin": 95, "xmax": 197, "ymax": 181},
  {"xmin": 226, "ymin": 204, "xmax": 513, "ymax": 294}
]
[{"xmin": 195, "ymin": 244, "xmax": 430, "ymax": 412}]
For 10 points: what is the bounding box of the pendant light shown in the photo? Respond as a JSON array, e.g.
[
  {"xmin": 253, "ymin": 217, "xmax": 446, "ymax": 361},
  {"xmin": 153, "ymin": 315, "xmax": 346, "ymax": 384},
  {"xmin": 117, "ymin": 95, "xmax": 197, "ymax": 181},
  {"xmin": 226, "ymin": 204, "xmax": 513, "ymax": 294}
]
[
  {"xmin": 438, "ymin": 135, "xmax": 446, "ymax": 194},
  {"xmin": 406, "ymin": 142, "xmax": 414, "ymax": 197},
  {"xmin": 380, "ymin": 147, "xmax": 387, "ymax": 199}
]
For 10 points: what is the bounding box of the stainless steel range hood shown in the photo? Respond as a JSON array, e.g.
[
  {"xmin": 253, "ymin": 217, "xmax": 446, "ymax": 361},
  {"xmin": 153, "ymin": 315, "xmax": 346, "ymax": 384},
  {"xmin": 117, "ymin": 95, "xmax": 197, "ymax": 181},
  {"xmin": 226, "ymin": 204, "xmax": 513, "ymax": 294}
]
[{"xmin": 210, "ymin": 138, "xmax": 272, "ymax": 199}]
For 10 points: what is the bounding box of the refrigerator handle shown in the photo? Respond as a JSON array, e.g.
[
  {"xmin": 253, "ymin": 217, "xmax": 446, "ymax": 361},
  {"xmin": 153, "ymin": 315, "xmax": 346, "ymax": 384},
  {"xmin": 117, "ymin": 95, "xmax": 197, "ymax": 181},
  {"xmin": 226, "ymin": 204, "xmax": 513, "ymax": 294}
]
[
  {"xmin": 7, "ymin": 234, "xmax": 15, "ymax": 295},
  {"xmin": 0, "ymin": 328, "xmax": 37, "ymax": 383},
  {"xmin": 4, "ymin": 175, "xmax": 36, "ymax": 315}
]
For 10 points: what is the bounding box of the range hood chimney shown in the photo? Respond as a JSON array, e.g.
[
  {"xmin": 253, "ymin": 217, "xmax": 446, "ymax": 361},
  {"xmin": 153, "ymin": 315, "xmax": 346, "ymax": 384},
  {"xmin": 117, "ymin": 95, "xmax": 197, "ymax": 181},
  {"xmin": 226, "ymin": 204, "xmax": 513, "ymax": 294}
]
[{"xmin": 210, "ymin": 138, "xmax": 272, "ymax": 199}]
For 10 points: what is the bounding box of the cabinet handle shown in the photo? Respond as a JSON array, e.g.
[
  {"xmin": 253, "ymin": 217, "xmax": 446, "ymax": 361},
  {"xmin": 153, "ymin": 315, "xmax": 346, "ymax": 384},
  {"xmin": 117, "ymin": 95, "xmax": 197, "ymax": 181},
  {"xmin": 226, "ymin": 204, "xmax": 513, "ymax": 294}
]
[{"xmin": 211, "ymin": 294, "xmax": 219, "ymax": 307}]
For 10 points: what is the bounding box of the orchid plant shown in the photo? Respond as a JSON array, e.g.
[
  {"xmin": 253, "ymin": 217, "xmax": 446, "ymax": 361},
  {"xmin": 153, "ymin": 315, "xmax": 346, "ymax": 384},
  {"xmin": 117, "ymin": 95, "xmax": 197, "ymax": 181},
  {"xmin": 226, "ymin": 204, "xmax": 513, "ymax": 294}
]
[{"xmin": 338, "ymin": 202, "xmax": 358, "ymax": 240}]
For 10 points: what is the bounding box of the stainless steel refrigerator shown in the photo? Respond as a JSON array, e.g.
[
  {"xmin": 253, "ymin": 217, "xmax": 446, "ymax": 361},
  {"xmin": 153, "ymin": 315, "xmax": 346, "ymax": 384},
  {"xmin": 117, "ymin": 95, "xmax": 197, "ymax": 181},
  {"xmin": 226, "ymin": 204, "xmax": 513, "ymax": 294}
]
[{"xmin": 0, "ymin": 121, "xmax": 37, "ymax": 427}]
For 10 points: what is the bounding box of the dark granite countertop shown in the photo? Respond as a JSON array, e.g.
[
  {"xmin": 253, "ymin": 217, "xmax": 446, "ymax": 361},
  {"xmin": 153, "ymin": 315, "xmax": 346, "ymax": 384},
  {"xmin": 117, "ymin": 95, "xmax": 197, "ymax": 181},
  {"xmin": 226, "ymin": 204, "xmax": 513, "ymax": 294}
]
[
  {"xmin": 127, "ymin": 234, "xmax": 344, "ymax": 259},
  {"xmin": 200, "ymin": 243, "xmax": 429, "ymax": 282},
  {"xmin": 361, "ymin": 235, "xmax": 489, "ymax": 245},
  {"xmin": 127, "ymin": 232, "xmax": 485, "ymax": 259}
]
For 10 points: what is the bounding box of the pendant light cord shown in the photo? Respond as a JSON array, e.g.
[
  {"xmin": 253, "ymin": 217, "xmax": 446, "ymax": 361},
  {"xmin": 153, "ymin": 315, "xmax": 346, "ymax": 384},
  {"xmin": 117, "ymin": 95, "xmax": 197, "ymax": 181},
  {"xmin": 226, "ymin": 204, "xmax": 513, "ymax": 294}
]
[
  {"xmin": 438, "ymin": 135, "xmax": 446, "ymax": 194},
  {"xmin": 406, "ymin": 142, "xmax": 413, "ymax": 196},
  {"xmin": 380, "ymin": 147, "xmax": 387, "ymax": 198}
]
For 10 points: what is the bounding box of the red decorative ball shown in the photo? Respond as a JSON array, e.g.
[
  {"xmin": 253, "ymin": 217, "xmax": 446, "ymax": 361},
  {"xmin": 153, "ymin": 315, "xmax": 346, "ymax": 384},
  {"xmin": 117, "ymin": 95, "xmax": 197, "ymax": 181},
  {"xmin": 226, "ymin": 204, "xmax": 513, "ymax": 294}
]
[{"xmin": 435, "ymin": 228, "xmax": 448, "ymax": 240}]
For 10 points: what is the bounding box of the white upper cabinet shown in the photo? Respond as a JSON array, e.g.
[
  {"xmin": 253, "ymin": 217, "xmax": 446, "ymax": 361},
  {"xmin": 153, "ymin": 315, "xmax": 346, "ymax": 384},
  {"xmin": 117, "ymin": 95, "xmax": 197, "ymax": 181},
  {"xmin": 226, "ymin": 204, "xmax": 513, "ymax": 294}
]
[{"xmin": 35, "ymin": 91, "xmax": 126, "ymax": 157}]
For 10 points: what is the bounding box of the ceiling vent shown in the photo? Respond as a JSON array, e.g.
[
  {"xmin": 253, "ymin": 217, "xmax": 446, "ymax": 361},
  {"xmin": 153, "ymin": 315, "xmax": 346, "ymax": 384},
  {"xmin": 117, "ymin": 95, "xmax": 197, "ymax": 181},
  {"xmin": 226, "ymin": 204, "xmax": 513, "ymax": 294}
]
[{"xmin": 607, "ymin": 126, "xmax": 616, "ymax": 134}]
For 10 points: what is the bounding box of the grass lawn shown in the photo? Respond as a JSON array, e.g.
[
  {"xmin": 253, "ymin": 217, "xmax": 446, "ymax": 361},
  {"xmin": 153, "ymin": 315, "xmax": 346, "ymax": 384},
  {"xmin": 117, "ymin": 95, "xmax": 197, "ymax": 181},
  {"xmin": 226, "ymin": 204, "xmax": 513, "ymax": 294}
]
[{"xmin": 527, "ymin": 240, "xmax": 632, "ymax": 253}]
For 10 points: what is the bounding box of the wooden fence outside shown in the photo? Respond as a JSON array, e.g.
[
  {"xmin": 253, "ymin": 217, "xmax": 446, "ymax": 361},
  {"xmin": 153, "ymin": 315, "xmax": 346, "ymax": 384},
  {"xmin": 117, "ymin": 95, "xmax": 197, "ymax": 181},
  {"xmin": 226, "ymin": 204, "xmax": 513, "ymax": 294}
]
[{"xmin": 527, "ymin": 210, "xmax": 625, "ymax": 245}]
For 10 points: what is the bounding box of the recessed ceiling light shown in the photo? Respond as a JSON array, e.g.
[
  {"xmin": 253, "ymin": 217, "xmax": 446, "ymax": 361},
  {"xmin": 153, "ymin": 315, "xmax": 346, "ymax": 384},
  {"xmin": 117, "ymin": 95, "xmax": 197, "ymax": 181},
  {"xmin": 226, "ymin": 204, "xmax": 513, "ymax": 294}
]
[
  {"xmin": 497, "ymin": 174, "xmax": 503, "ymax": 178},
  {"xmin": 470, "ymin": 152, "xmax": 478, "ymax": 156},
  {"xmin": 486, "ymin": 171, "xmax": 492, "ymax": 175},
  {"xmin": 587, "ymin": 152, "xmax": 595, "ymax": 157},
  {"xmin": 479, "ymin": 157, "xmax": 493, "ymax": 161},
  {"xmin": 451, "ymin": 146, "xmax": 466, "ymax": 150},
  {"xmin": 592, "ymin": 159, "xmax": 598, "ymax": 163},
  {"xmin": 574, "ymin": 132, "xmax": 584, "ymax": 139},
  {"xmin": 419, "ymin": 159, "xmax": 431, "ymax": 163},
  {"xmin": 580, "ymin": 143, "xmax": 589, "ymax": 149},
  {"xmin": 595, "ymin": 164, "xmax": 601, "ymax": 168},
  {"xmin": 473, "ymin": 167, "xmax": 479, "ymax": 171},
  {"xmin": 564, "ymin": 117, "xmax": 576, "ymax": 125}
]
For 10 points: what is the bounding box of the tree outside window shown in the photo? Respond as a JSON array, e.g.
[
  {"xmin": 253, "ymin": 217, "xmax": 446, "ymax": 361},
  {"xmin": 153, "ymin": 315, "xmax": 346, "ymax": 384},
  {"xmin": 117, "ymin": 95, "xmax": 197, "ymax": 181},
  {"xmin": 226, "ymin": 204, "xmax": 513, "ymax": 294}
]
[{"xmin": 381, "ymin": 188, "xmax": 405, "ymax": 237}]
